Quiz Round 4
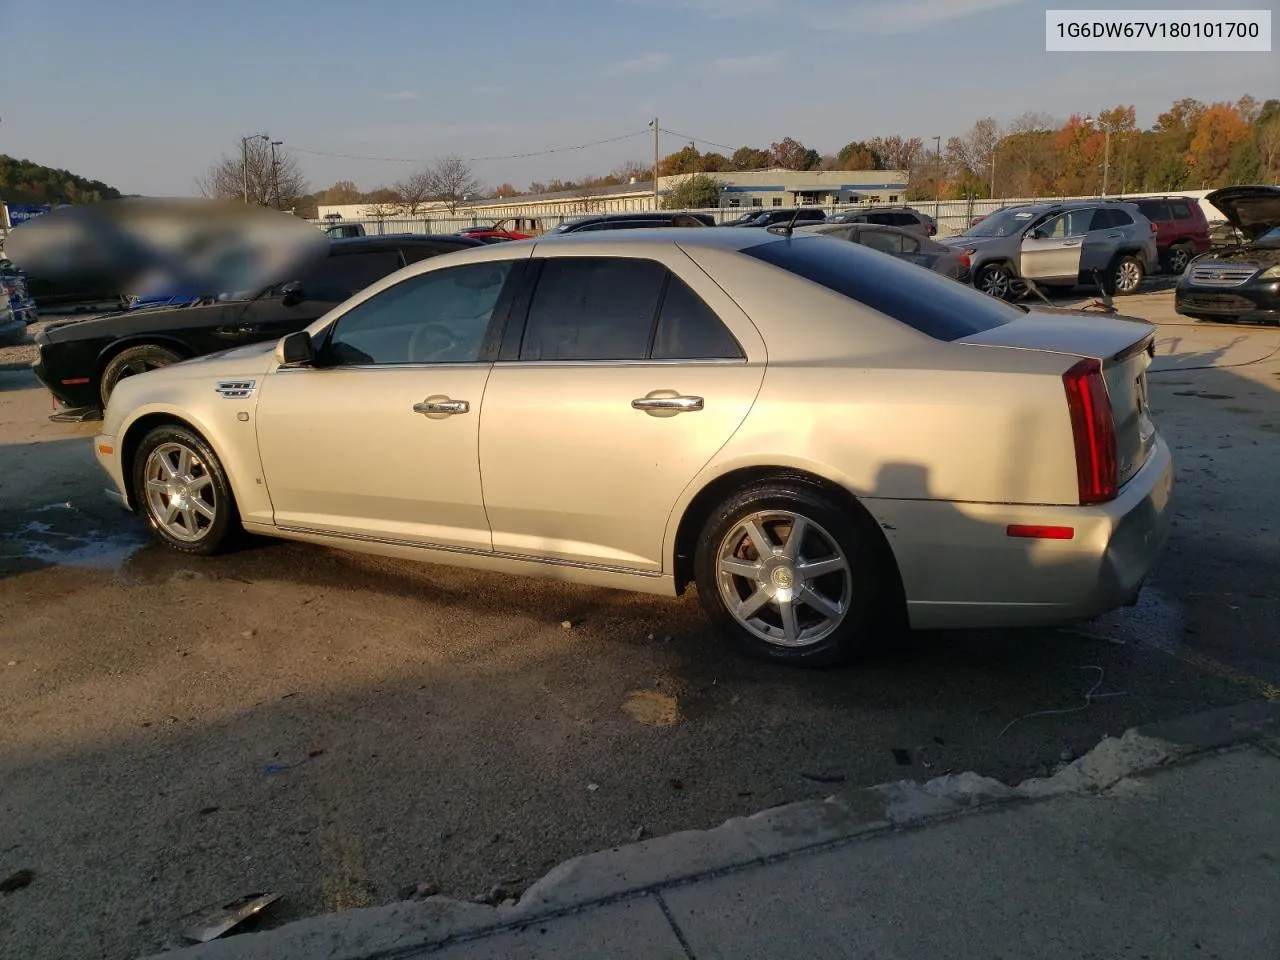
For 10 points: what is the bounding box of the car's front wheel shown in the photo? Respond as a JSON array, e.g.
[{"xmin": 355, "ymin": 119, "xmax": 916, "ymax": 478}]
[
  {"xmin": 100, "ymin": 344, "xmax": 185, "ymax": 407},
  {"xmin": 976, "ymin": 263, "xmax": 1016, "ymax": 300},
  {"xmin": 132, "ymin": 424, "xmax": 239, "ymax": 555},
  {"xmin": 693, "ymin": 482, "xmax": 886, "ymax": 666}
]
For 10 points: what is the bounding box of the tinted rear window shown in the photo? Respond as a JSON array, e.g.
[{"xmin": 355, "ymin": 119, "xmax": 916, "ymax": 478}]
[
  {"xmin": 1136, "ymin": 200, "xmax": 1171, "ymax": 221},
  {"xmin": 743, "ymin": 235, "xmax": 1020, "ymax": 341},
  {"xmin": 1170, "ymin": 200, "xmax": 1194, "ymax": 219}
]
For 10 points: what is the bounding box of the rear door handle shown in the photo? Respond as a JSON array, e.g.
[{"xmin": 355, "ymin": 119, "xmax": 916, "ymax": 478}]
[
  {"xmin": 413, "ymin": 397, "xmax": 469, "ymax": 416},
  {"xmin": 632, "ymin": 395, "xmax": 704, "ymax": 413},
  {"xmin": 1063, "ymin": 240, "xmax": 1082, "ymax": 247},
  {"xmin": 1105, "ymin": 233, "xmax": 1122, "ymax": 239},
  {"xmin": 215, "ymin": 323, "xmax": 256, "ymax": 337}
]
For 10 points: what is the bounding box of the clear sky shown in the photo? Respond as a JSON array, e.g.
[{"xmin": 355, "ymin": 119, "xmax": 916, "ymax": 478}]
[{"xmin": 3, "ymin": 0, "xmax": 1274, "ymax": 197}]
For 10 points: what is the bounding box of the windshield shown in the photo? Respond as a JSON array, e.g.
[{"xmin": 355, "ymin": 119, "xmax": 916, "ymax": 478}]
[
  {"xmin": 962, "ymin": 208, "xmax": 1041, "ymax": 238},
  {"xmin": 1256, "ymin": 226, "xmax": 1280, "ymax": 244}
]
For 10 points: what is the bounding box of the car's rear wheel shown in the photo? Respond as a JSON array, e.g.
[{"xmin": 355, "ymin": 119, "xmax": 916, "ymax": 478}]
[
  {"xmin": 132, "ymin": 425, "xmax": 239, "ymax": 555},
  {"xmin": 100, "ymin": 344, "xmax": 184, "ymax": 407},
  {"xmin": 1164, "ymin": 243, "xmax": 1193, "ymax": 275},
  {"xmin": 1110, "ymin": 255, "xmax": 1145, "ymax": 296},
  {"xmin": 976, "ymin": 263, "xmax": 1015, "ymax": 300},
  {"xmin": 693, "ymin": 482, "xmax": 886, "ymax": 666}
]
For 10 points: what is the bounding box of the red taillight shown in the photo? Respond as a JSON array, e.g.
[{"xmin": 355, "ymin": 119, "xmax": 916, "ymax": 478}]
[
  {"xmin": 958, "ymin": 249, "xmax": 974, "ymax": 269},
  {"xmin": 1062, "ymin": 358, "xmax": 1117, "ymax": 505}
]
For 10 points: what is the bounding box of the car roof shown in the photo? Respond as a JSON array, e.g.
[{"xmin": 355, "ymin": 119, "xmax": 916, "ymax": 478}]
[
  {"xmin": 328, "ymin": 234, "xmax": 483, "ymax": 251},
  {"xmin": 530, "ymin": 226, "xmax": 786, "ymax": 253}
]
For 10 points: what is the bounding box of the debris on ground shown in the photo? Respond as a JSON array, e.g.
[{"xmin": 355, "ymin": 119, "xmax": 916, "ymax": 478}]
[
  {"xmin": 559, "ymin": 620, "xmax": 573, "ymax": 630},
  {"xmin": 1, "ymin": 869, "xmax": 34, "ymax": 894},
  {"xmin": 801, "ymin": 770, "xmax": 848, "ymax": 784},
  {"xmin": 475, "ymin": 884, "xmax": 512, "ymax": 906},
  {"xmin": 892, "ymin": 748, "xmax": 912, "ymax": 766},
  {"xmin": 621, "ymin": 689, "xmax": 681, "ymax": 727},
  {"xmin": 178, "ymin": 892, "xmax": 281, "ymax": 943}
]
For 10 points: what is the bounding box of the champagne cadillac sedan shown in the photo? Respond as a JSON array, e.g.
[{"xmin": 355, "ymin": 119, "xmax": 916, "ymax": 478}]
[{"xmin": 94, "ymin": 229, "xmax": 1172, "ymax": 665}]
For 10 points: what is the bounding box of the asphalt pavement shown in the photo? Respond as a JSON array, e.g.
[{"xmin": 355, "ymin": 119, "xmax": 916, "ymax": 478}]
[{"xmin": 1, "ymin": 291, "xmax": 1278, "ymax": 958}]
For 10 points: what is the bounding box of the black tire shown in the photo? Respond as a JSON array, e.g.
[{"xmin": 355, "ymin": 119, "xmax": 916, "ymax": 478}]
[
  {"xmin": 100, "ymin": 344, "xmax": 184, "ymax": 407},
  {"xmin": 1163, "ymin": 243, "xmax": 1193, "ymax": 276},
  {"xmin": 693, "ymin": 482, "xmax": 890, "ymax": 667},
  {"xmin": 1108, "ymin": 255, "xmax": 1145, "ymax": 296},
  {"xmin": 131, "ymin": 424, "xmax": 239, "ymax": 555},
  {"xmin": 975, "ymin": 263, "xmax": 1016, "ymax": 300}
]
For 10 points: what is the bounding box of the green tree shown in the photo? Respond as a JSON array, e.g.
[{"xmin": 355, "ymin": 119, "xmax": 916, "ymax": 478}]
[
  {"xmin": 0, "ymin": 155, "xmax": 122, "ymax": 205},
  {"xmin": 659, "ymin": 145, "xmax": 703, "ymax": 176},
  {"xmin": 661, "ymin": 173, "xmax": 723, "ymax": 209}
]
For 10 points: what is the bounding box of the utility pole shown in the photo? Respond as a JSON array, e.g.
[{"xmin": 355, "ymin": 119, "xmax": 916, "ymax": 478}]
[
  {"xmin": 270, "ymin": 140, "xmax": 283, "ymax": 209},
  {"xmin": 990, "ymin": 146, "xmax": 997, "ymax": 199},
  {"xmin": 1102, "ymin": 126, "xmax": 1111, "ymax": 197},
  {"xmin": 933, "ymin": 135, "xmax": 942, "ymax": 218},
  {"xmin": 240, "ymin": 133, "xmax": 267, "ymax": 203},
  {"xmin": 650, "ymin": 117, "xmax": 660, "ymax": 210}
]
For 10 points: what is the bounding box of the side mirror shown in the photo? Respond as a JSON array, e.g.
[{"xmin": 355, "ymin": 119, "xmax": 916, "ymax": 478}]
[
  {"xmin": 276, "ymin": 331, "xmax": 314, "ymax": 367},
  {"xmin": 280, "ymin": 281, "xmax": 306, "ymax": 307}
]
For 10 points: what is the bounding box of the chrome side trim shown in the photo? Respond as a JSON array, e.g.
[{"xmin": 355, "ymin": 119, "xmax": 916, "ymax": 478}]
[{"xmin": 274, "ymin": 525, "xmax": 663, "ymax": 578}]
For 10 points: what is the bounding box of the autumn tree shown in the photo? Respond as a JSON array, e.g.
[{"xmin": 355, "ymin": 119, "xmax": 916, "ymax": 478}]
[
  {"xmin": 1187, "ymin": 102, "xmax": 1252, "ymax": 186},
  {"xmin": 196, "ymin": 136, "xmax": 307, "ymax": 207},
  {"xmin": 836, "ymin": 141, "xmax": 883, "ymax": 170},
  {"xmin": 865, "ymin": 135, "xmax": 924, "ymax": 172},
  {"xmin": 659, "ymin": 144, "xmax": 703, "ymax": 176},
  {"xmin": 1257, "ymin": 103, "xmax": 1280, "ymax": 179},
  {"xmin": 493, "ymin": 183, "xmax": 520, "ymax": 198},
  {"xmin": 770, "ymin": 137, "xmax": 811, "ymax": 170},
  {"xmin": 730, "ymin": 146, "xmax": 772, "ymax": 170},
  {"xmin": 316, "ymin": 180, "xmax": 361, "ymax": 204}
]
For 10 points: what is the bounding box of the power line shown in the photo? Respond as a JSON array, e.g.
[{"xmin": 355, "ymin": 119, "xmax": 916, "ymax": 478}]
[
  {"xmin": 658, "ymin": 127, "xmax": 738, "ymax": 152},
  {"xmin": 288, "ymin": 129, "xmax": 651, "ymax": 165}
]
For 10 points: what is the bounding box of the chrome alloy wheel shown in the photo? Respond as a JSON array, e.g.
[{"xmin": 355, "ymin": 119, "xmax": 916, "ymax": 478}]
[
  {"xmin": 1168, "ymin": 247, "xmax": 1190, "ymax": 275},
  {"xmin": 715, "ymin": 511, "xmax": 853, "ymax": 648},
  {"xmin": 978, "ymin": 265, "xmax": 1012, "ymax": 299},
  {"xmin": 143, "ymin": 442, "xmax": 217, "ymax": 542},
  {"xmin": 1115, "ymin": 258, "xmax": 1143, "ymax": 293}
]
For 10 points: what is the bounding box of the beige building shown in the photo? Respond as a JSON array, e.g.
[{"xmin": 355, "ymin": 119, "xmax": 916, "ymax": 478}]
[{"xmin": 315, "ymin": 168, "xmax": 909, "ymax": 227}]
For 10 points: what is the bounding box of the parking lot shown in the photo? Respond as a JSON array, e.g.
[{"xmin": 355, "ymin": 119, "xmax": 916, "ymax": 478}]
[{"xmin": 2, "ymin": 290, "xmax": 1278, "ymax": 958}]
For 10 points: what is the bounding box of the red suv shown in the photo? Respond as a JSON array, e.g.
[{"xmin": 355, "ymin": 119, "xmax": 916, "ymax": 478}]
[{"xmin": 1131, "ymin": 196, "xmax": 1210, "ymax": 275}]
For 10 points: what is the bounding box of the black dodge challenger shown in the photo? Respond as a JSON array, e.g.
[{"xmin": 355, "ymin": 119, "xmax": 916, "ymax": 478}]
[{"xmin": 33, "ymin": 234, "xmax": 483, "ymax": 411}]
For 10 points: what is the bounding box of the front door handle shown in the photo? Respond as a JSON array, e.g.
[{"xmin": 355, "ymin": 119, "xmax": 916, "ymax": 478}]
[
  {"xmin": 1063, "ymin": 240, "xmax": 1082, "ymax": 247},
  {"xmin": 413, "ymin": 397, "xmax": 469, "ymax": 417},
  {"xmin": 632, "ymin": 395, "xmax": 704, "ymax": 413},
  {"xmin": 215, "ymin": 323, "xmax": 256, "ymax": 338}
]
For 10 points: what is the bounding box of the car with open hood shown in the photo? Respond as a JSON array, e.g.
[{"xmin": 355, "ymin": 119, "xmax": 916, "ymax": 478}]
[
  {"xmin": 1175, "ymin": 186, "xmax": 1280, "ymax": 325},
  {"xmin": 93, "ymin": 228, "xmax": 1172, "ymax": 667}
]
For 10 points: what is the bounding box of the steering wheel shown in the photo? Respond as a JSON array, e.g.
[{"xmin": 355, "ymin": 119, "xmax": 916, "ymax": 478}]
[{"xmin": 408, "ymin": 322, "xmax": 462, "ymax": 362}]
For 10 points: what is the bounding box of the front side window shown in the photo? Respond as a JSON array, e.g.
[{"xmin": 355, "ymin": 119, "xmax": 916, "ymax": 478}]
[
  {"xmin": 1037, "ymin": 209, "xmax": 1093, "ymax": 239},
  {"xmin": 291, "ymin": 250, "xmax": 405, "ymax": 302},
  {"xmin": 323, "ymin": 261, "xmax": 514, "ymax": 366}
]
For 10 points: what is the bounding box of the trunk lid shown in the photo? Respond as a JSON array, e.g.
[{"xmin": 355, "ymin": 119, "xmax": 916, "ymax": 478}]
[{"xmin": 959, "ymin": 311, "xmax": 1157, "ymax": 490}]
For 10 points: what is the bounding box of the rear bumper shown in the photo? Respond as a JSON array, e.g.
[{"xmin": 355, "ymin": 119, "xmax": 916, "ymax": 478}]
[{"xmin": 867, "ymin": 433, "xmax": 1174, "ymax": 630}]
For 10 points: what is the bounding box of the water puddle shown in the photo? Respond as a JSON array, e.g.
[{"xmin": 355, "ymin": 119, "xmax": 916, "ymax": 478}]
[{"xmin": 1, "ymin": 512, "xmax": 147, "ymax": 572}]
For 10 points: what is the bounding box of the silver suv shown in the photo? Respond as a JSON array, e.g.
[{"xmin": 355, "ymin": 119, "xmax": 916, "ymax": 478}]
[
  {"xmin": 827, "ymin": 205, "xmax": 937, "ymax": 237},
  {"xmin": 941, "ymin": 200, "xmax": 1159, "ymax": 299}
]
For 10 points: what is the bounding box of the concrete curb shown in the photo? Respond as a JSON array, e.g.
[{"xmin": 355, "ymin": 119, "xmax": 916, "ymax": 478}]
[{"xmin": 148, "ymin": 700, "xmax": 1280, "ymax": 960}]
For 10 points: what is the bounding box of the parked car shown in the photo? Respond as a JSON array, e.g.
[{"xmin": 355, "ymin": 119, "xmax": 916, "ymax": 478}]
[
  {"xmin": 458, "ymin": 218, "xmax": 538, "ymax": 242},
  {"xmin": 940, "ymin": 200, "xmax": 1158, "ymax": 300},
  {"xmin": 1175, "ymin": 185, "xmax": 1280, "ymax": 325},
  {"xmin": 736, "ymin": 208, "xmax": 827, "ymax": 229},
  {"xmin": 323, "ymin": 222, "xmax": 366, "ymax": 239},
  {"xmin": 1129, "ymin": 196, "xmax": 1210, "ymax": 274},
  {"xmin": 826, "ymin": 206, "xmax": 937, "ymax": 237},
  {"xmin": 799, "ymin": 223, "xmax": 970, "ymax": 281},
  {"xmin": 0, "ymin": 296, "xmax": 21, "ymax": 345},
  {"xmin": 720, "ymin": 211, "xmax": 764, "ymax": 226},
  {"xmin": 94, "ymin": 228, "xmax": 1171, "ymax": 666},
  {"xmin": 549, "ymin": 212, "xmax": 715, "ymax": 233},
  {"xmin": 0, "ymin": 258, "xmax": 39, "ymax": 324},
  {"xmin": 33, "ymin": 234, "xmax": 483, "ymax": 411}
]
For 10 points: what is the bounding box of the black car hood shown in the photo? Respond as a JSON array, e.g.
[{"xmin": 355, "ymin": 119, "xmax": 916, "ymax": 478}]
[
  {"xmin": 1204, "ymin": 186, "xmax": 1280, "ymax": 241},
  {"xmin": 41, "ymin": 301, "xmax": 227, "ymax": 342}
]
